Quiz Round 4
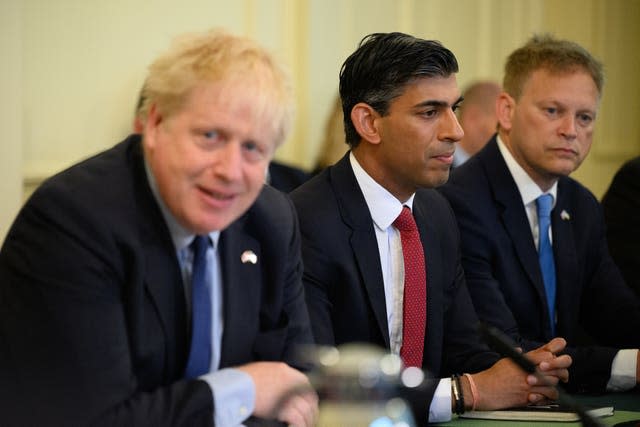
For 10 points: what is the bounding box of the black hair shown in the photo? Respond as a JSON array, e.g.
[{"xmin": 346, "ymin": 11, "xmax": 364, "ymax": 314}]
[{"xmin": 339, "ymin": 32, "xmax": 459, "ymax": 147}]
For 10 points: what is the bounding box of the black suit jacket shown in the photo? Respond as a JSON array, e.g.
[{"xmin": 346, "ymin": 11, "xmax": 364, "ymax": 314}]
[
  {"xmin": 602, "ymin": 155, "xmax": 640, "ymax": 297},
  {"xmin": 268, "ymin": 161, "xmax": 311, "ymax": 193},
  {"xmin": 439, "ymin": 137, "xmax": 640, "ymax": 393},
  {"xmin": 0, "ymin": 135, "xmax": 312, "ymax": 426},
  {"xmin": 290, "ymin": 154, "xmax": 499, "ymax": 422}
]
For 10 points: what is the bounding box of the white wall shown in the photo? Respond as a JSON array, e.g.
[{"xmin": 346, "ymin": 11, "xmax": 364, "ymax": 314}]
[{"xmin": 2, "ymin": 0, "xmax": 640, "ymax": 242}]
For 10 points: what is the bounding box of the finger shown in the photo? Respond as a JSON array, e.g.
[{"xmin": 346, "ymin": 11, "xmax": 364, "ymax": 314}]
[
  {"xmin": 525, "ymin": 345, "xmax": 556, "ymax": 363},
  {"xmin": 538, "ymin": 368, "xmax": 567, "ymax": 378},
  {"xmin": 298, "ymin": 391, "xmax": 319, "ymax": 427},
  {"xmin": 529, "ymin": 385, "xmax": 559, "ymax": 401},
  {"xmin": 543, "ymin": 337, "xmax": 567, "ymax": 354},
  {"xmin": 542, "ymin": 369, "xmax": 569, "ymax": 383},
  {"xmin": 528, "ymin": 394, "xmax": 554, "ymax": 405},
  {"xmin": 552, "ymin": 354, "xmax": 572, "ymax": 368},
  {"xmin": 528, "ymin": 393, "xmax": 544, "ymax": 403},
  {"xmin": 277, "ymin": 401, "xmax": 304, "ymax": 427},
  {"xmin": 531, "ymin": 373, "xmax": 559, "ymax": 387},
  {"xmin": 541, "ymin": 354, "xmax": 572, "ymax": 370},
  {"xmin": 526, "ymin": 373, "xmax": 559, "ymax": 386},
  {"xmin": 278, "ymin": 393, "xmax": 317, "ymax": 427}
]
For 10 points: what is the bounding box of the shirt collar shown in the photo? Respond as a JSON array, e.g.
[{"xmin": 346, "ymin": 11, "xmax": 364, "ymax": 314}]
[
  {"xmin": 453, "ymin": 146, "xmax": 470, "ymax": 166},
  {"xmin": 144, "ymin": 159, "xmax": 220, "ymax": 251},
  {"xmin": 496, "ymin": 135, "xmax": 557, "ymax": 208},
  {"xmin": 349, "ymin": 152, "xmax": 416, "ymax": 230}
]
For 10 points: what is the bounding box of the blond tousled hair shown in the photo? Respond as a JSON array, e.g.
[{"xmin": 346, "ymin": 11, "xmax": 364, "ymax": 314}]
[{"xmin": 138, "ymin": 29, "xmax": 295, "ymax": 146}]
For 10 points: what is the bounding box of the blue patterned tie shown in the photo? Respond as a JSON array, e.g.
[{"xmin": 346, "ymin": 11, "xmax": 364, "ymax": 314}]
[
  {"xmin": 536, "ymin": 194, "xmax": 556, "ymax": 337},
  {"xmin": 184, "ymin": 235, "xmax": 212, "ymax": 378}
]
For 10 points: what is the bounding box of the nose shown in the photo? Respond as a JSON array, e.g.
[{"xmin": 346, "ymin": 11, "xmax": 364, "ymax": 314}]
[
  {"xmin": 440, "ymin": 109, "xmax": 464, "ymax": 143},
  {"xmin": 558, "ymin": 115, "xmax": 578, "ymax": 140},
  {"xmin": 213, "ymin": 140, "xmax": 243, "ymax": 182}
]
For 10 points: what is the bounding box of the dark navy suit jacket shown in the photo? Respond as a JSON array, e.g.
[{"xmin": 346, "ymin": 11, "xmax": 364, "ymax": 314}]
[
  {"xmin": 439, "ymin": 137, "xmax": 640, "ymax": 393},
  {"xmin": 0, "ymin": 135, "xmax": 312, "ymax": 426},
  {"xmin": 291, "ymin": 154, "xmax": 499, "ymax": 423},
  {"xmin": 602, "ymin": 155, "xmax": 640, "ymax": 297}
]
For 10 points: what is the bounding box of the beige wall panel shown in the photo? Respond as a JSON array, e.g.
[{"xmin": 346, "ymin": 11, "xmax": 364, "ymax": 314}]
[
  {"xmin": 541, "ymin": 0, "xmax": 640, "ymax": 197},
  {"xmin": 21, "ymin": 0, "xmax": 247, "ymax": 183},
  {"xmin": 5, "ymin": 0, "xmax": 640, "ymax": 244},
  {"xmin": 0, "ymin": 0, "xmax": 24, "ymax": 244}
]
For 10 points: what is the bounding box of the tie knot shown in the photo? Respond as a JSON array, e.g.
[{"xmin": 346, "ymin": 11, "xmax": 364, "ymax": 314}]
[
  {"xmin": 190, "ymin": 235, "xmax": 210, "ymax": 256},
  {"xmin": 536, "ymin": 194, "xmax": 553, "ymax": 218},
  {"xmin": 393, "ymin": 206, "xmax": 417, "ymax": 232}
]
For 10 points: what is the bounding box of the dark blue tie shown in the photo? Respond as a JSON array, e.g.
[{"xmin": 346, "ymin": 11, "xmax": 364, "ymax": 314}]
[
  {"xmin": 184, "ymin": 235, "xmax": 212, "ymax": 379},
  {"xmin": 536, "ymin": 194, "xmax": 556, "ymax": 337}
]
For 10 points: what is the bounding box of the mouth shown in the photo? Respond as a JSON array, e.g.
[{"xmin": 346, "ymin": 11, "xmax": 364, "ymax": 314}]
[
  {"xmin": 433, "ymin": 152, "xmax": 455, "ymax": 165},
  {"xmin": 197, "ymin": 185, "xmax": 236, "ymax": 205},
  {"xmin": 551, "ymin": 147, "xmax": 579, "ymax": 157}
]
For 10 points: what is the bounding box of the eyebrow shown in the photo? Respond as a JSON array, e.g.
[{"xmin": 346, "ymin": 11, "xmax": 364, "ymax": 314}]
[{"xmin": 413, "ymin": 96, "xmax": 464, "ymax": 109}]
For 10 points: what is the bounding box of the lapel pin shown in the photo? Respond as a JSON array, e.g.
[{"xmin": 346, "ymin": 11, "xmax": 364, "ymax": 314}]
[
  {"xmin": 560, "ymin": 210, "xmax": 571, "ymax": 221},
  {"xmin": 241, "ymin": 250, "xmax": 258, "ymax": 265}
]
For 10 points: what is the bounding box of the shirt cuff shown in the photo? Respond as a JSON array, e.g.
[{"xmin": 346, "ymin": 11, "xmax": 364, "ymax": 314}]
[
  {"xmin": 606, "ymin": 349, "xmax": 638, "ymax": 392},
  {"xmin": 201, "ymin": 368, "xmax": 255, "ymax": 426},
  {"xmin": 428, "ymin": 378, "xmax": 453, "ymax": 423}
]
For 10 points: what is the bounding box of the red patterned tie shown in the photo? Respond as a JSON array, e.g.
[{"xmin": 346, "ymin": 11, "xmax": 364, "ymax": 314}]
[{"xmin": 393, "ymin": 206, "xmax": 426, "ymax": 368}]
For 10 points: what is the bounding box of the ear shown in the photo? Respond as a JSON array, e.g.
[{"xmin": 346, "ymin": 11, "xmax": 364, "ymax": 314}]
[
  {"xmin": 143, "ymin": 103, "xmax": 163, "ymax": 149},
  {"xmin": 496, "ymin": 93, "xmax": 515, "ymax": 131},
  {"xmin": 350, "ymin": 102, "xmax": 382, "ymax": 145}
]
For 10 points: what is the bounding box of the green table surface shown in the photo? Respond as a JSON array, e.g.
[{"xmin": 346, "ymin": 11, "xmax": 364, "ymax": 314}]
[{"xmin": 433, "ymin": 390, "xmax": 640, "ymax": 426}]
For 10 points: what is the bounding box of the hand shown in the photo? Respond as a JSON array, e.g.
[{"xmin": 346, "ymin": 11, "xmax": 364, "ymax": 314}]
[
  {"xmin": 237, "ymin": 361, "xmax": 318, "ymax": 427},
  {"xmin": 524, "ymin": 337, "xmax": 572, "ymax": 403},
  {"xmin": 467, "ymin": 337, "xmax": 570, "ymax": 411},
  {"xmin": 468, "ymin": 357, "xmax": 539, "ymax": 411}
]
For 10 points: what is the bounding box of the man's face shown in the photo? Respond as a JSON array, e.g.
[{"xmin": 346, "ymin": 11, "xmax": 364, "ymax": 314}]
[
  {"xmin": 460, "ymin": 104, "xmax": 498, "ymax": 156},
  {"xmin": 143, "ymin": 82, "xmax": 277, "ymax": 234},
  {"xmin": 370, "ymin": 75, "xmax": 464, "ymax": 200},
  {"xmin": 500, "ymin": 68, "xmax": 599, "ymax": 191}
]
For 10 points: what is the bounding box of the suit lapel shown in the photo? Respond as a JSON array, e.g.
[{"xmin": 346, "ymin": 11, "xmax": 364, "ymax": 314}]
[
  {"xmin": 482, "ymin": 141, "xmax": 548, "ymax": 307},
  {"xmin": 131, "ymin": 138, "xmax": 189, "ymax": 374},
  {"xmin": 218, "ymin": 217, "xmax": 262, "ymax": 366},
  {"xmin": 552, "ymin": 179, "xmax": 579, "ymax": 335},
  {"xmin": 330, "ymin": 156, "xmax": 390, "ymax": 347}
]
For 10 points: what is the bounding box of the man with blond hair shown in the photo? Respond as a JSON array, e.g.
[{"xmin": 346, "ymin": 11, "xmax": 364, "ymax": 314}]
[{"xmin": 0, "ymin": 29, "xmax": 317, "ymax": 426}]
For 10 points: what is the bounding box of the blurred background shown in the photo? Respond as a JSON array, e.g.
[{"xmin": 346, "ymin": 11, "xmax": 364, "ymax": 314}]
[{"xmin": 2, "ymin": 0, "xmax": 639, "ymax": 241}]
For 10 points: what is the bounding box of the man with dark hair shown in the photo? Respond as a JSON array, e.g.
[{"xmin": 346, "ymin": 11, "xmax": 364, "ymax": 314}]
[
  {"xmin": 439, "ymin": 34, "xmax": 640, "ymax": 394},
  {"xmin": 291, "ymin": 32, "xmax": 571, "ymax": 424}
]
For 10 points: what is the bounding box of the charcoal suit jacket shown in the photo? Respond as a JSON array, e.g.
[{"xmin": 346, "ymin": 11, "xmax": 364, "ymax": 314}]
[
  {"xmin": 290, "ymin": 154, "xmax": 499, "ymax": 423},
  {"xmin": 0, "ymin": 135, "xmax": 312, "ymax": 426}
]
